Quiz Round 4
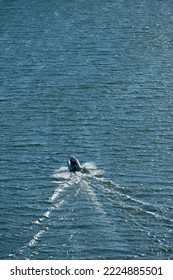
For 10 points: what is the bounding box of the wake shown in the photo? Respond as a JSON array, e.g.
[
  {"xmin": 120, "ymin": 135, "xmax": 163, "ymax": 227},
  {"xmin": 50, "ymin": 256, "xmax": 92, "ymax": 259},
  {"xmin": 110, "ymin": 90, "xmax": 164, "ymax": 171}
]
[
  {"xmin": 11, "ymin": 162, "xmax": 173, "ymax": 259},
  {"xmin": 13, "ymin": 162, "xmax": 109, "ymax": 258}
]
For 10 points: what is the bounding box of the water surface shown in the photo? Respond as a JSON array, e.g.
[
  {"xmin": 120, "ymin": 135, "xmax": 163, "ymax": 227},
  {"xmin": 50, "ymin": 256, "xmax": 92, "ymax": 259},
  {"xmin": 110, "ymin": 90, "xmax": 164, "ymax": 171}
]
[{"xmin": 1, "ymin": 0, "xmax": 173, "ymax": 259}]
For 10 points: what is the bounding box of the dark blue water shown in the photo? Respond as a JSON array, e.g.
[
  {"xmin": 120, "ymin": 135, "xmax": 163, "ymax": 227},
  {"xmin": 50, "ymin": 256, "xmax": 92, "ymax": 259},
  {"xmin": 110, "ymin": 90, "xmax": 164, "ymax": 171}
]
[{"xmin": 1, "ymin": 0, "xmax": 173, "ymax": 260}]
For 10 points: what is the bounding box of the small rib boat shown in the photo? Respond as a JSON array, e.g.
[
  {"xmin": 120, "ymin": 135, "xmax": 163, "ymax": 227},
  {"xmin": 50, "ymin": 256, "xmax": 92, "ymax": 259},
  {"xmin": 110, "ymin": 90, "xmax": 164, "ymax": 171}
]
[{"xmin": 67, "ymin": 156, "xmax": 82, "ymax": 172}]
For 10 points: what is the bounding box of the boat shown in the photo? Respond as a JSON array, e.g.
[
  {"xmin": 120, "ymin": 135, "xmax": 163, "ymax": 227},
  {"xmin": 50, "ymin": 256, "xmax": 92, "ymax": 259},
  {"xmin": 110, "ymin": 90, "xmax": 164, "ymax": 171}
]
[{"xmin": 67, "ymin": 156, "xmax": 82, "ymax": 172}]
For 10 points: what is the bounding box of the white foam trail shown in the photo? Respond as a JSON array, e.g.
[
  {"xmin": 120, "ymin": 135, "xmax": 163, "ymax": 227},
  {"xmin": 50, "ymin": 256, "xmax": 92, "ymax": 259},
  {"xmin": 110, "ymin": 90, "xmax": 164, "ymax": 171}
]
[
  {"xmin": 28, "ymin": 229, "xmax": 45, "ymax": 247},
  {"xmin": 91, "ymin": 176, "xmax": 122, "ymax": 189},
  {"xmin": 50, "ymin": 174, "xmax": 81, "ymax": 202},
  {"xmin": 81, "ymin": 162, "xmax": 105, "ymax": 176},
  {"xmin": 18, "ymin": 228, "xmax": 46, "ymax": 256},
  {"xmin": 34, "ymin": 172, "xmax": 80, "ymax": 226},
  {"xmin": 15, "ymin": 163, "xmax": 114, "ymax": 258},
  {"xmin": 34, "ymin": 207, "xmax": 54, "ymax": 225},
  {"xmin": 30, "ymin": 204, "xmax": 66, "ymax": 245},
  {"xmin": 52, "ymin": 167, "xmax": 70, "ymax": 180},
  {"xmin": 17, "ymin": 176, "xmax": 77, "ymax": 256},
  {"xmin": 18, "ymin": 200, "xmax": 66, "ymax": 257},
  {"xmin": 115, "ymin": 194, "xmax": 173, "ymax": 224},
  {"xmin": 50, "ymin": 182, "xmax": 69, "ymax": 202},
  {"xmin": 52, "ymin": 163, "xmax": 107, "ymax": 217},
  {"xmin": 80, "ymin": 179, "xmax": 107, "ymax": 217},
  {"xmin": 80, "ymin": 164, "xmax": 173, "ymax": 226}
]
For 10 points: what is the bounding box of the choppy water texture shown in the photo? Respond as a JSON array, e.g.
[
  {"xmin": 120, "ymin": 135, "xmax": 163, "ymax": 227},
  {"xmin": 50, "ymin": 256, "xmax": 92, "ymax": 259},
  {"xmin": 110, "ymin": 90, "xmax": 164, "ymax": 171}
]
[{"xmin": 1, "ymin": 0, "xmax": 173, "ymax": 259}]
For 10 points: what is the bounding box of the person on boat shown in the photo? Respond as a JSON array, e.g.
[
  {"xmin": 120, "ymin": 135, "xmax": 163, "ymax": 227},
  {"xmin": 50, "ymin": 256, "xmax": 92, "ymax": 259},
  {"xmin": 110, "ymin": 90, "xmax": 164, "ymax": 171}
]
[{"xmin": 70, "ymin": 157, "xmax": 77, "ymax": 167}]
